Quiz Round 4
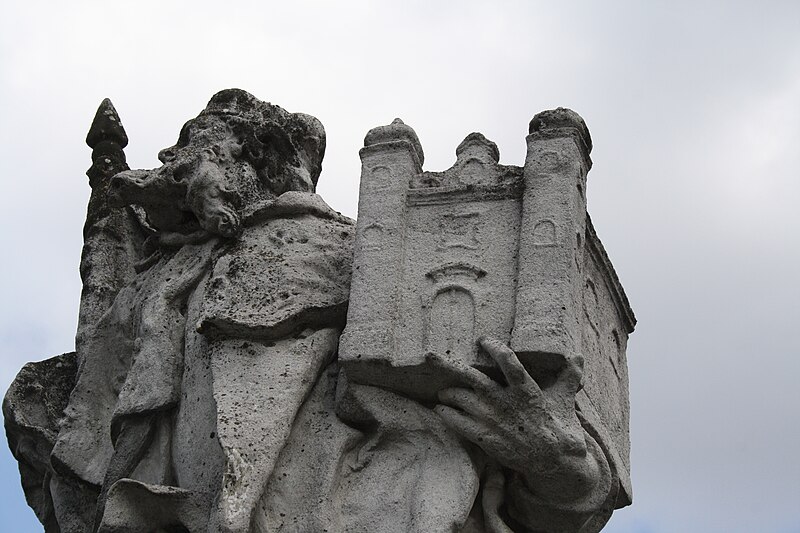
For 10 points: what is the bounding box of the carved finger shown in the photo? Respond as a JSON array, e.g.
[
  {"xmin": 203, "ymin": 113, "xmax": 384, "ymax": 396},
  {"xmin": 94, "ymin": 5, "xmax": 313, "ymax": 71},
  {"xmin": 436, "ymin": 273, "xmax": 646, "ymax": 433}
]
[
  {"xmin": 426, "ymin": 352, "xmax": 497, "ymax": 393},
  {"xmin": 433, "ymin": 405, "xmax": 495, "ymax": 446},
  {"xmin": 478, "ymin": 337, "xmax": 533, "ymax": 388},
  {"xmin": 437, "ymin": 387, "xmax": 494, "ymax": 420}
]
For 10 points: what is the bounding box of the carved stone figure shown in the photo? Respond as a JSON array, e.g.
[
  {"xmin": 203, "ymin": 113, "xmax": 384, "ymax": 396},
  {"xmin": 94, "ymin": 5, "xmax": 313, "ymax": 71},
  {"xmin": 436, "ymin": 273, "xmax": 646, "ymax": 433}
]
[{"xmin": 4, "ymin": 89, "xmax": 636, "ymax": 532}]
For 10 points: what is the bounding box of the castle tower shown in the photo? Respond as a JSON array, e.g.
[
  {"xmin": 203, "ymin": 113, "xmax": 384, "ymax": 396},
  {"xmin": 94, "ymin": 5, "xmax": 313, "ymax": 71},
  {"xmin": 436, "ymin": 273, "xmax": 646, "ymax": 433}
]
[
  {"xmin": 511, "ymin": 108, "xmax": 593, "ymax": 369},
  {"xmin": 339, "ymin": 119, "xmax": 424, "ymax": 370}
]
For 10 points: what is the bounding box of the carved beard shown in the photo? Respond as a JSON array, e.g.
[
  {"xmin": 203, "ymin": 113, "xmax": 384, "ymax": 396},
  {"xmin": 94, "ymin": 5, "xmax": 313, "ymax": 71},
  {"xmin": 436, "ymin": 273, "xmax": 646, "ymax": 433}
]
[
  {"xmin": 107, "ymin": 140, "xmax": 246, "ymax": 242},
  {"xmin": 106, "ymin": 104, "xmax": 325, "ymax": 243}
]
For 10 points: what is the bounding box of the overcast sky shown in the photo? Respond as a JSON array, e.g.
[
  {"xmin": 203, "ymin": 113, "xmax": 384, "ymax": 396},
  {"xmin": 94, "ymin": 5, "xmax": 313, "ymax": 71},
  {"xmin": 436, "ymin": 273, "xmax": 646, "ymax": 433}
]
[{"xmin": 2, "ymin": 1, "xmax": 799, "ymax": 531}]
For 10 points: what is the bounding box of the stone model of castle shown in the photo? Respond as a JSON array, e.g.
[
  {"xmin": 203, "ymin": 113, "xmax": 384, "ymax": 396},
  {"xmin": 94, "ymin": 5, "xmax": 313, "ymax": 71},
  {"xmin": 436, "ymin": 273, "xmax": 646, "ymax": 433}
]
[{"xmin": 339, "ymin": 109, "xmax": 636, "ymax": 506}]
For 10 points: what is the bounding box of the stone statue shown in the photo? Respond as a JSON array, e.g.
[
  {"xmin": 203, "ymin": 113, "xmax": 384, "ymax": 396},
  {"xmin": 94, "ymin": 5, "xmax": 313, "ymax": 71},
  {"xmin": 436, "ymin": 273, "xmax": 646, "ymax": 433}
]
[{"xmin": 4, "ymin": 89, "xmax": 636, "ymax": 533}]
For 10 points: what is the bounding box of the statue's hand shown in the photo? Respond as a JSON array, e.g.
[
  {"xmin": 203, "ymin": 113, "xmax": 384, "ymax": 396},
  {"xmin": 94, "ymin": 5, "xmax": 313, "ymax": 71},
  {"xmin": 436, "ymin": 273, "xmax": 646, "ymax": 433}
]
[{"xmin": 429, "ymin": 338, "xmax": 597, "ymax": 497}]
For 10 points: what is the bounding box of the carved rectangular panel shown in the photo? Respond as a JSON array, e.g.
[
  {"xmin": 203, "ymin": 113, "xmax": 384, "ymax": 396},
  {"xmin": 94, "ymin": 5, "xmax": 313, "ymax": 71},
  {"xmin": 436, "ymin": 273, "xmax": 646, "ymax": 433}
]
[{"xmin": 394, "ymin": 198, "xmax": 522, "ymax": 383}]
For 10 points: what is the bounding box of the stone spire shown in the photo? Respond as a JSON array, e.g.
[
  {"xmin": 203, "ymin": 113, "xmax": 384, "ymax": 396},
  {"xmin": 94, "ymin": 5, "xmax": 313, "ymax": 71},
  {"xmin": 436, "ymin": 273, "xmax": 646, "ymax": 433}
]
[
  {"xmin": 87, "ymin": 99, "xmax": 128, "ymax": 149},
  {"xmin": 76, "ymin": 99, "xmax": 146, "ymax": 356}
]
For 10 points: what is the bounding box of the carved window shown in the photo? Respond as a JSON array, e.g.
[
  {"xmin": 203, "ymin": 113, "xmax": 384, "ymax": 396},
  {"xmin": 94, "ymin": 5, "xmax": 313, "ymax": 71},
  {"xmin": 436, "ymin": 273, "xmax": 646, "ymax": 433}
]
[{"xmin": 533, "ymin": 220, "xmax": 556, "ymax": 246}]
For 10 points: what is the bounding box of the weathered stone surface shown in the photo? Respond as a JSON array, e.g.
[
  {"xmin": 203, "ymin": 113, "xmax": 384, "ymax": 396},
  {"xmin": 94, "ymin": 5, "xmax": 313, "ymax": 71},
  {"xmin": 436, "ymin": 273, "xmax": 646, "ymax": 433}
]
[
  {"xmin": 79, "ymin": 98, "xmax": 148, "ymax": 372},
  {"xmin": 196, "ymin": 197, "xmax": 353, "ymax": 340},
  {"xmin": 340, "ymin": 109, "xmax": 635, "ymax": 510},
  {"xmin": 5, "ymin": 89, "xmax": 635, "ymax": 532},
  {"xmin": 3, "ymin": 352, "xmax": 98, "ymax": 532}
]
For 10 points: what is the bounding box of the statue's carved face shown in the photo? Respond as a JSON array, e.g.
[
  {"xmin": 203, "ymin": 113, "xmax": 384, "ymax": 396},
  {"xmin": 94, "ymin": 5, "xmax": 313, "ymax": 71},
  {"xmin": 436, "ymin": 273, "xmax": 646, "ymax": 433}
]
[
  {"xmin": 108, "ymin": 115, "xmax": 258, "ymax": 239},
  {"xmin": 107, "ymin": 90, "xmax": 326, "ymax": 241}
]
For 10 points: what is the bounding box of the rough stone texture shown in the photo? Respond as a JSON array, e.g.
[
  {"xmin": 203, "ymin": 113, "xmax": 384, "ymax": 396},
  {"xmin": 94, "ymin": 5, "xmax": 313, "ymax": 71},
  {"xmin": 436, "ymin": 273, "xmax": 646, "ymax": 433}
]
[
  {"xmin": 339, "ymin": 111, "xmax": 635, "ymax": 507},
  {"xmin": 5, "ymin": 90, "xmax": 636, "ymax": 532},
  {"xmin": 4, "ymin": 353, "xmax": 78, "ymax": 531},
  {"xmin": 79, "ymin": 99, "xmax": 148, "ymax": 358}
]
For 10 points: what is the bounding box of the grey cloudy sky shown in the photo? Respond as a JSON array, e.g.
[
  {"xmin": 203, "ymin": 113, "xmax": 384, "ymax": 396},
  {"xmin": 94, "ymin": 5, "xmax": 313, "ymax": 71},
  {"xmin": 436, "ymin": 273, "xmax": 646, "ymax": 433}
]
[{"xmin": 1, "ymin": 1, "xmax": 799, "ymax": 531}]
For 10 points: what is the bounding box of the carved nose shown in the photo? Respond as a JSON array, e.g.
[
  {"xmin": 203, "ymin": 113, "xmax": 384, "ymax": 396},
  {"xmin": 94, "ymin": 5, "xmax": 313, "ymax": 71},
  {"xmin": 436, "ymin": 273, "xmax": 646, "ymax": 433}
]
[
  {"xmin": 107, "ymin": 174, "xmax": 128, "ymax": 207},
  {"xmin": 107, "ymin": 170, "xmax": 147, "ymax": 207},
  {"xmin": 158, "ymin": 147, "xmax": 177, "ymax": 164},
  {"xmin": 109, "ymin": 173, "xmax": 124, "ymax": 189}
]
